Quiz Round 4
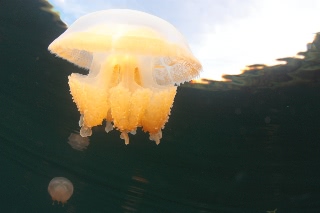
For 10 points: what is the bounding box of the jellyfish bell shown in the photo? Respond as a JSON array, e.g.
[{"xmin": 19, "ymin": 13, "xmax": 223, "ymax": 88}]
[
  {"xmin": 68, "ymin": 132, "xmax": 90, "ymax": 151},
  {"xmin": 48, "ymin": 177, "xmax": 74, "ymax": 205},
  {"xmin": 48, "ymin": 9, "xmax": 202, "ymax": 145}
]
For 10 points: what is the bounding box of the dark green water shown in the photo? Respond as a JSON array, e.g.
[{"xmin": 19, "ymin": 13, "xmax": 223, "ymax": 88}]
[{"xmin": 1, "ymin": 0, "xmax": 320, "ymax": 212}]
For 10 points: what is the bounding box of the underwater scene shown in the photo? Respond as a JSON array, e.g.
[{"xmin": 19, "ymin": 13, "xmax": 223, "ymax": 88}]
[{"xmin": 1, "ymin": 0, "xmax": 320, "ymax": 212}]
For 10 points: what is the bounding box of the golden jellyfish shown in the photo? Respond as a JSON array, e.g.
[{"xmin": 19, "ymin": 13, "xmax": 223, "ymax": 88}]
[
  {"xmin": 48, "ymin": 177, "xmax": 74, "ymax": 205},
  {"xmin": 48, "ymin": 9, "xmax": 202, "ymax": 145}
]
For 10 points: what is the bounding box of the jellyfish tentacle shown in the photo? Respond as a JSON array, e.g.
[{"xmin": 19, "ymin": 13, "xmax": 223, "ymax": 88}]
[
  {"xmin": 80, "ymin": 125, "xmax": 92, "ymax": 137},
  {"xmin": 120, "ymin": 131, "xmax": 130, "ymax": 145},
  {"xmin": 105, "ymin": 120, "xmax": 113, "ymax": 133},
  {"xmin": 149, "ymin": 130, "xmax": 162, "ymax": 145}
]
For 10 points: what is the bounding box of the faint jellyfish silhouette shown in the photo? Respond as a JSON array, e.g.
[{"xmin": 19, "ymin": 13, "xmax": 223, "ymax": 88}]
[
  {"xmin": 48, "ymin": 177, "xmax": 74, "ymax": 205},
  {"xmin": 266, "ymin": 208, "xmax": 277, "ymax": 213},
  {"xmin": 122, "ymin": 171, "xmax": 149, "ymax": 212},
  {"xmin": 48, "ymin": 9, "xmax": 202, "ymax": 145},
  {"xmin": 68, "ymin": 132, "xmax": 90, "ymax": 151},
  {"xmin": 264, "ymin": 116, "xmax": 271, "ymax": 124}
]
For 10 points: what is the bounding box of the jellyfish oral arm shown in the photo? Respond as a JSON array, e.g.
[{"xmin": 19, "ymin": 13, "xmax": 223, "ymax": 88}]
[{"xmin": 69, "ymin": 54, "xmax": 176, "ymax": 144}]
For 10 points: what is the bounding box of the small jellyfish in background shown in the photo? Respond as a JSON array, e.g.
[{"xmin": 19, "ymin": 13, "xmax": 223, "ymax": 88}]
[
  {"xmin": 68, "ymin": 132, "xmax": 90, "ymax": 151},
  {"xmin": 264, "ymin": 116, "xmax": 271, "ymax": 124},
  {"xmin": 48, "ymin": 9, "xmax": 202, "ymax": 145},
  {"xmin": 48, "ymin": 177, "xmax": 74, "ymax": 205}
]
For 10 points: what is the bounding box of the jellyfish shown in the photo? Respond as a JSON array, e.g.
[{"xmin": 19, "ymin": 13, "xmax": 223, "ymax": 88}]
[
  {"xmin": 48, "ymin": 9, "xmax": 202, "ymax": 145},
  {"xmin": 68, "ymin": 132, "xmax": 90, "ymax": 151},
  {"xmin": 48, "ymin": 177, "xmax": 74, "ymax": 205}
]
